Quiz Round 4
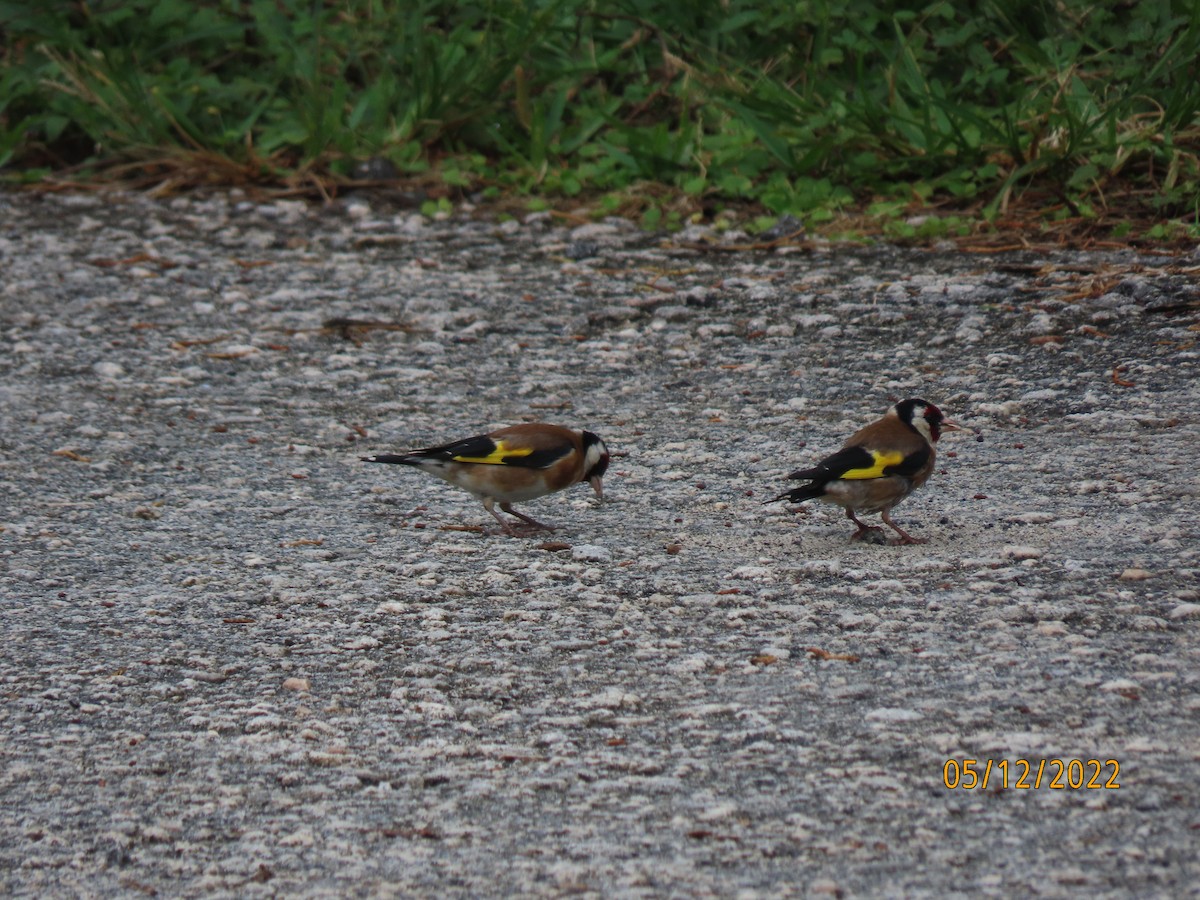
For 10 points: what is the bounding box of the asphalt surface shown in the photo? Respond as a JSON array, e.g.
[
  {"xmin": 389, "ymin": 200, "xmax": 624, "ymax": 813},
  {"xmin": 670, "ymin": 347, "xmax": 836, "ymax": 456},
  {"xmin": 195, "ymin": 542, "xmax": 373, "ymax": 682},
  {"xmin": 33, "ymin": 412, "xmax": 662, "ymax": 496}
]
[{"xmin": 2, "ymin": 188, "xmax": 1198, "ymax": 897}]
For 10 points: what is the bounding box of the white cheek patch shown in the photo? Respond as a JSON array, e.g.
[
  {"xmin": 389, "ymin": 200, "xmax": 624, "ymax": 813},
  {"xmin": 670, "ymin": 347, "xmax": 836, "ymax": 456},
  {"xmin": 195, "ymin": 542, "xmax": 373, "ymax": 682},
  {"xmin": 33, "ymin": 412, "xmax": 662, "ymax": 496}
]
[
  {"xmin": 584, "ymin": 442, "xmax": 606, "ymax": 471},
  {"xmin": 911, "ymin": 416, "xmax": 934, "ymax": 445}
]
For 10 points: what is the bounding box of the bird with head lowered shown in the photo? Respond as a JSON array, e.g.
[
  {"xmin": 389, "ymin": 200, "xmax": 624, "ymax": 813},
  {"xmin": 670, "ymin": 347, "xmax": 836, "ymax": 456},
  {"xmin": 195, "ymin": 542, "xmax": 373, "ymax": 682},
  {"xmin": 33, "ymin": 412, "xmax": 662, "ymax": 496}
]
[{"xmin": 363, "ymin": 423, "xmax": 610, "ymax": 536}]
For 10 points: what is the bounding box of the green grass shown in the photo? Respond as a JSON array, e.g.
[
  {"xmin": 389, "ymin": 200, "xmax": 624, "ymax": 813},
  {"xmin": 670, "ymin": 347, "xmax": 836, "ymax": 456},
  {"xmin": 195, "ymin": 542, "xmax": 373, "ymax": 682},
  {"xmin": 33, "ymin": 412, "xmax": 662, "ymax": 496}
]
[{"xmin": 2, "ymin": 0, "xmax": 1198, "ymax": 239}]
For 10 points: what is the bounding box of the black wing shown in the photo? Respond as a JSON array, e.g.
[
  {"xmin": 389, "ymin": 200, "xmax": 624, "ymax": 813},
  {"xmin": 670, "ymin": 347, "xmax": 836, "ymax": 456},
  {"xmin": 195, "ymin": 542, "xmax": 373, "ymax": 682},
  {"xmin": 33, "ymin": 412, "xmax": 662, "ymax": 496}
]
[
  {"xmin": 787, "ymin": 445, "xmax": 877, "ymax": 482},
  {"xmin": 787, "ymin": 445, "xmax": 929, "ymax": 482},
  {"xmin": 417, "ymin": 433, "xmax": 571, "ymax": 469},
  {"xmin": 881, "ymin": 446, "xmax": 930, "ymax": 478}
]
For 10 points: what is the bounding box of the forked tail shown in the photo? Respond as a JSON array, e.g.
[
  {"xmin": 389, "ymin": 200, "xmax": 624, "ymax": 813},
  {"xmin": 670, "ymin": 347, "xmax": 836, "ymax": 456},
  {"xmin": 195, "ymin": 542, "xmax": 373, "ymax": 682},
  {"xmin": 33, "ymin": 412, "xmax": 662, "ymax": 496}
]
[
  {"xmin": 767, "ymin": 482, "xmax": 824, "ymax": 505},
  {"xmin": 361, "ymin": 454, "xmax": 419, "ymax": 466}
]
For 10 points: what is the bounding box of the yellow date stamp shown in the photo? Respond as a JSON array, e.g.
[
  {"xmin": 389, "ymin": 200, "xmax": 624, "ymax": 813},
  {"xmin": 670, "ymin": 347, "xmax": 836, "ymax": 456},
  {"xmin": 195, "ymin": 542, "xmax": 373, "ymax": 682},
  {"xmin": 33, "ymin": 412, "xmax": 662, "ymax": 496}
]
[{"xmin": 942, "ymin": 758, "xmax": 1121, "ymax": 790}]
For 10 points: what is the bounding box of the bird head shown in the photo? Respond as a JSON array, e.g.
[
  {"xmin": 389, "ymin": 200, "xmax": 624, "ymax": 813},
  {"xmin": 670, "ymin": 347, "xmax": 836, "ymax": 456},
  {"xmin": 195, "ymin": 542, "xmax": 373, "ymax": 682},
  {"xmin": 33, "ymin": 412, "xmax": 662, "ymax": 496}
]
[
  {"xmin": 581, "ymin": 431, "xmax": 610, "ymax": 500},
  {"xmin": 894, "ymin": 398, "xmax": 961, "ymax": 444}
]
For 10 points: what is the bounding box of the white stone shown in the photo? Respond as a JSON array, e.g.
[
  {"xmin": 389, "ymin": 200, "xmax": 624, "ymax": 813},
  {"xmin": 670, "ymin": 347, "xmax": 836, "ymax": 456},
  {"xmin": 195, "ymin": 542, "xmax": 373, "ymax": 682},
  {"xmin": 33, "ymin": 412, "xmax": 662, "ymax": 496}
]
[{"xmin": 571, "ymin": 544, "xmax": 612, "ymax": 563}]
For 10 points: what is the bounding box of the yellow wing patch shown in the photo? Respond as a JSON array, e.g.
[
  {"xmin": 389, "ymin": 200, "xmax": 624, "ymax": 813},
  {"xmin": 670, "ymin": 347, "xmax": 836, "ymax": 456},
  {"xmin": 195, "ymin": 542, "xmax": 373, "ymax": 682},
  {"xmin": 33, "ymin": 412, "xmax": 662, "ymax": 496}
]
[
  {"xmin": 839, "ymin": 450, "xmax": 904, "ymax": 479},
  {"xmin": 451, "ymin": 441, "xmax": 535, "ymax": 465}
]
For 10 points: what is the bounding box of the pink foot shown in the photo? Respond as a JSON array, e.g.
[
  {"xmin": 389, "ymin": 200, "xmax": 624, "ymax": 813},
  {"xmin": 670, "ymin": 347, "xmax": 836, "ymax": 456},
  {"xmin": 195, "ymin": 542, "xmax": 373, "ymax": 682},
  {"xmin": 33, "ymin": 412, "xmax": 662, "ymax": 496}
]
[
  {"xmin": 850, "ymin": 526, "xmax": 888, "ymax": 545},
  {"xmin": 888, "ymin": 534, "xmax": 928, "ymax": 545}
]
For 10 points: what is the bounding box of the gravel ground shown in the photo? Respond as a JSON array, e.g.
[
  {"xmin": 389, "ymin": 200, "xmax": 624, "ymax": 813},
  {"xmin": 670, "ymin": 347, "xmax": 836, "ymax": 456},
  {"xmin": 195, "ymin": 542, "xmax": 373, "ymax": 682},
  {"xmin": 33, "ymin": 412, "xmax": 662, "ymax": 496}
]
[{"xmin": 2, "ymin": 189, "xmax": 1198, "ymax": 898}]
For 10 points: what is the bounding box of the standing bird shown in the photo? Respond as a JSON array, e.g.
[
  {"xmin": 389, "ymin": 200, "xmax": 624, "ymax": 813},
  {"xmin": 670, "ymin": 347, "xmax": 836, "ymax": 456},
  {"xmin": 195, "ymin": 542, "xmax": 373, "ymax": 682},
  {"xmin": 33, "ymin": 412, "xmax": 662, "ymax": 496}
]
[
  {"xmin": 770, "ymin": 398, "xmax": 961, "ymax": 544},
  {"xmin": 363, "ymin": 424, "xmax": 609, "ymax": 535}
]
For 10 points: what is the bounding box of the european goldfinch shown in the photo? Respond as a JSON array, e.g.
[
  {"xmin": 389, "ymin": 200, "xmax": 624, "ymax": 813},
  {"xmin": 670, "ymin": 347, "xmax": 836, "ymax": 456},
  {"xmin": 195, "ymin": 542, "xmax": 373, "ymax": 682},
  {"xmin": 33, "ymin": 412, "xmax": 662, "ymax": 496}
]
[
  {"xmin": 363, "ymin": 424, "xmax": 610, "ymax": 535},
  {"xmin": 771, "ymin": 398, "xmax": 961, "ymax": 544}
]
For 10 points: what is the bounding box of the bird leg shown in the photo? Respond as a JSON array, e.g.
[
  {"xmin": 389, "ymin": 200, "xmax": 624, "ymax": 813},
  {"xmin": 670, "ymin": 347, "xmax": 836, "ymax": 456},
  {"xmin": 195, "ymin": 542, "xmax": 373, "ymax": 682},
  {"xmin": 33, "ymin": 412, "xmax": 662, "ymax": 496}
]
[
  {"xmin": 846, "ymin": 509, "xmax": 886, "ymax": 543},
  {"xmin": 482, "ymin": 498, "xmax": 521, "ymax": 536},
  {"xmin": 500, "ymin": 502, "xmax": 554, "ymax": 533},
  {"xmin": 881, "ymin": 509, "xmax": 926, "ymax": 545},
  {"xmin": 481, "ymin": 498, "xmax": 553, "ymax": 536}
]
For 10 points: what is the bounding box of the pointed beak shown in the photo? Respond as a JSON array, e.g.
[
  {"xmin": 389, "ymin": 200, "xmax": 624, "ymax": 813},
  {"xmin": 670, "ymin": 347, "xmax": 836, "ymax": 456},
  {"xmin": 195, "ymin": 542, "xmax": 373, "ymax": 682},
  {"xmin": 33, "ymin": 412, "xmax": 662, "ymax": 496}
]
[
  {"xmin": 589, "ymin": 475, "xmax": 604, "ymax": 501},
  {"xmin": 941, "ymin": 419, "xmax": 980, "ymax": 438}
]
